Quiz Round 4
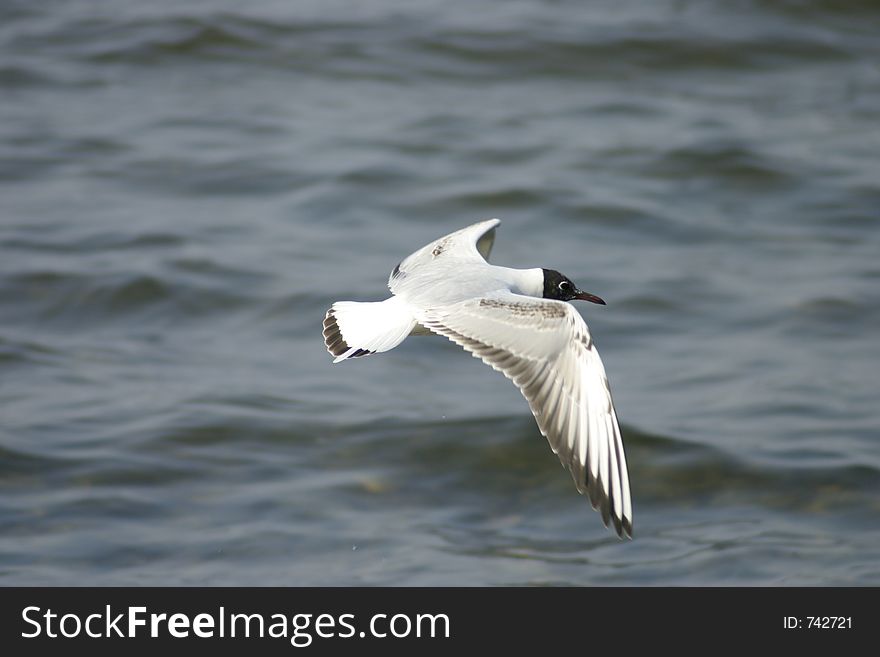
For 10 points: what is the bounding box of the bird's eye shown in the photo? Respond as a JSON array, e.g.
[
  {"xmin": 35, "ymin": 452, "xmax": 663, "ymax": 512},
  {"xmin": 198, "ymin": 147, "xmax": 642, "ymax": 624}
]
[{"xmin": 558, "ymin": 281, "xmax": 572, "ymax": 292}]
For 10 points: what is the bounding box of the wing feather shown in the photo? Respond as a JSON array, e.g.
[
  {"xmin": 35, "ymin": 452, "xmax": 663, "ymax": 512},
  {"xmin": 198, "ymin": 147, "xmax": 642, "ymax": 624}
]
[
  {"xmin": 418, "ymin": 291, "xmax": 633, "ymax": 538},
  {"xmin": 389, "ymin": 219, "xmax": 500, "ymax": 296}
]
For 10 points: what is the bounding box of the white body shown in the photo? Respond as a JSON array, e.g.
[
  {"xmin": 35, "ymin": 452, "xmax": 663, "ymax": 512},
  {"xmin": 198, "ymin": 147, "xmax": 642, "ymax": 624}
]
[
  {"xmin": 328, "ymin": 265, "xmax": 543, "ymax": 362},
  {"xmin": 322, "ymin": 219, "xmax": 633, "ymax": 538},
  {"xmin": 327, "ymin": 221, "xmax": 544, "ymax": 362}
]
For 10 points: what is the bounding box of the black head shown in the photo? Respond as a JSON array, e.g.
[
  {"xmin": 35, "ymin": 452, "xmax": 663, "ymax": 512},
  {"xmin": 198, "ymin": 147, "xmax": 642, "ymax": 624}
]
[{"xmin": 541, "ymin": 268, "xmax": 606, "ymax": 305}]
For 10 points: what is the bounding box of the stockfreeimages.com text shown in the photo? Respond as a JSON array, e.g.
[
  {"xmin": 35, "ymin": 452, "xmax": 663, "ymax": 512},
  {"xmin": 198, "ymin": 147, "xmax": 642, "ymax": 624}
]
[{"xmin": 22, "ymin": 605, "xmax": 450, "ymax": 647}]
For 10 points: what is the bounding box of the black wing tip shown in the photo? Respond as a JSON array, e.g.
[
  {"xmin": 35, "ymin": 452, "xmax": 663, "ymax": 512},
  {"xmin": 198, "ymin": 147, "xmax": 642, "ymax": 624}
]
[
  {"xmin": 585, "ymin": 472, "xmax": 633, "ymax": 539},
  {"xmin": 609, "ymin": 509, "xmax": 634, "ymax": 540},
  {"xmin": 599, "ymin": 503, "xmax": 633, "ymax": 540},
  {"xmin": 322, "ymin": 308, "xmax": 350, "ymax": 357},
  {"xmin": 322, "ymin": 308, "xmax": 376, "ymax": 361}
]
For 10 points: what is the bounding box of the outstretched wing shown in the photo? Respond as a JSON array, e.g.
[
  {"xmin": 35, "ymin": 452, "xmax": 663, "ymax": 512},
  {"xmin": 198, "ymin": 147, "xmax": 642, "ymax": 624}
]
[
  {"xmin": 389, "ymin": 219, "xmax": 499, "ymax": 294},
  {"xmin": 418, "ymin": 290, "xmax": 633, "ymax": 538}
]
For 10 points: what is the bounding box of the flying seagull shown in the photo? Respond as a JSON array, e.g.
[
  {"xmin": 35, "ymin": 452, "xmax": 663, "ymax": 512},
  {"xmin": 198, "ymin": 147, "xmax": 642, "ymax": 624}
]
[{"xmin": 322, "ymin": 219, "xmax": 632, "ymax": 538}]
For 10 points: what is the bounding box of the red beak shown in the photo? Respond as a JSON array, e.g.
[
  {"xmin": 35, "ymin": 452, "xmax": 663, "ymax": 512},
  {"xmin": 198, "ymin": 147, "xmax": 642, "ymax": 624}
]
[{"xmin": 574, "ymin": 290, "xmax": 606, "ymax": 305}]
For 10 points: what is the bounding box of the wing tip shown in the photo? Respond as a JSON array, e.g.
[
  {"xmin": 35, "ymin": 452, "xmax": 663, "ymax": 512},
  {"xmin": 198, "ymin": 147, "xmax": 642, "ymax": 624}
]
[
  {"xmin": 585, "ymin": 472, "xmax": 633, "ymax": 539},
  {"xmin": 323, "ymin": 308, "xmax": 348, "ymax": 357},
  {"xmin": 322, "ymin": 307, "xmax": 375, "ymax": 363},
  {"xmin": 608, "ymin": 507, "xmax": 634, "ymax": 540}
]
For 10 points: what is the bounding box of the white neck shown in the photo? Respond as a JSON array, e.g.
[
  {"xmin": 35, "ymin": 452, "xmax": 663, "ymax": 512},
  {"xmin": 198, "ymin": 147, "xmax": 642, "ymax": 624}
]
[{"xmin": 493, "ymin": 266, "xmax": 544, "ymax": 298}]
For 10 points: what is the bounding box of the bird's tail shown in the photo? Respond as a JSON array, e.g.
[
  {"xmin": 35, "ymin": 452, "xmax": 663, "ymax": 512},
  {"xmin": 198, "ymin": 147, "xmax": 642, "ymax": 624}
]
[{"xmin": 323, "ymin": 297, "xmax": 417, "ymax": 363}]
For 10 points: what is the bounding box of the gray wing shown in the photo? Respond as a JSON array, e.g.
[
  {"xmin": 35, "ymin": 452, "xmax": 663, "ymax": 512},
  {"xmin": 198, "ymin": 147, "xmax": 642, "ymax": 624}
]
[
  {"xmin": 418, "ymin": 291, "xmax": 633, "ymax": 538},
  {"xmin": 388, "ymin": 219, "xmax": 499, "ymax": 294}
]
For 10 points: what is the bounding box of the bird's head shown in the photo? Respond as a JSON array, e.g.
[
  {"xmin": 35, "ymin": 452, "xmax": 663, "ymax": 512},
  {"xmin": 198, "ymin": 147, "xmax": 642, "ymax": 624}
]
[{"xmin": 541, "ymin": 269, "xmax": 606, "ymax": 305}]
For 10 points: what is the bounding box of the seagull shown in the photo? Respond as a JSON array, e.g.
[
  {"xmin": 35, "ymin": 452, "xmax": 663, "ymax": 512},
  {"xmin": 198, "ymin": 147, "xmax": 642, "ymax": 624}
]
[{"xmin": 322, "ymin": 219, "xmax": 632, "ymax": 538}]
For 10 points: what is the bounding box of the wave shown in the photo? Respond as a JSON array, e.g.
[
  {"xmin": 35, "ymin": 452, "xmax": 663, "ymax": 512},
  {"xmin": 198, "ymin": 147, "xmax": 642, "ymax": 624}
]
[
  {"xmin": 6, "ymin": 8, "xmax": 865, "ymax": 81},
  {"xmin": 0, "ymin": 269, "xmax": 253, "ymax": 326}
]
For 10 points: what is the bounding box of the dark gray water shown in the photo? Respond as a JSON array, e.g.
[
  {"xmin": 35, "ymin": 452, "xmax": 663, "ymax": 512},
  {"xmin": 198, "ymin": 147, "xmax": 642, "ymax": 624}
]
[{"xmin": 2, "ymin": 0, "xmax": 879, "ymax": 585}]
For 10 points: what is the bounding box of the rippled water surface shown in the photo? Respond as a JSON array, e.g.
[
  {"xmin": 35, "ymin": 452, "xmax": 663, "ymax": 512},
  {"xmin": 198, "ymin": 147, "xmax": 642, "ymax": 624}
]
[{"xmin": 2, "ymin": 0, "xmax": 879, "ymax": 585}]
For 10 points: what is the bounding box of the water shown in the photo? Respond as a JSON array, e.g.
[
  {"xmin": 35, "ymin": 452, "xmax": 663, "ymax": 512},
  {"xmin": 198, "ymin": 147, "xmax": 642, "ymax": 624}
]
[{"xmin": 1, "ymin": 0, "xmax": 879, "ymax": 586}]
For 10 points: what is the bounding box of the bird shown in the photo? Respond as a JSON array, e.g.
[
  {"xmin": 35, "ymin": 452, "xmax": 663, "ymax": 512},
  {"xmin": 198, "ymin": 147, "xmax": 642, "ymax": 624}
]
[{"xmin": 322, "ymin": 219, "xmax": 632, "ymax": 538}]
